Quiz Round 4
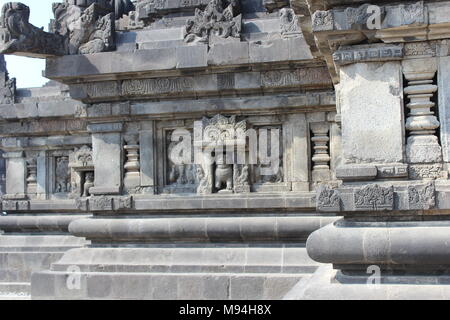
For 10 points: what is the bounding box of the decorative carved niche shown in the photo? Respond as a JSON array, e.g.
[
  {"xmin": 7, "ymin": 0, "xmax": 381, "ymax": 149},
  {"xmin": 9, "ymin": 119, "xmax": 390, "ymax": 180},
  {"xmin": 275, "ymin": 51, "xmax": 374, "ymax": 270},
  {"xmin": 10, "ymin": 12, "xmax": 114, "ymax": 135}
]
[
  {"xmin": 48, "ymin": 150, "xmax": 72, "ymax": 197},
  {"xmin": 249, "ymin": 124, "xmax": 284, "ymax": 193},
  {"xmin": 164, "ymin": 128, "xmax": 199, "ymax": 194},
  {"xmin": 196, "ymin": 114, "xmax": 250, "ymax": 194},
  {"xmin": 68, "ymin": 145, "xmax": 94, "ymax": 198},
  {"xmin": 158, "ymin": 115, "xmax": 290, "ymax": 195}
]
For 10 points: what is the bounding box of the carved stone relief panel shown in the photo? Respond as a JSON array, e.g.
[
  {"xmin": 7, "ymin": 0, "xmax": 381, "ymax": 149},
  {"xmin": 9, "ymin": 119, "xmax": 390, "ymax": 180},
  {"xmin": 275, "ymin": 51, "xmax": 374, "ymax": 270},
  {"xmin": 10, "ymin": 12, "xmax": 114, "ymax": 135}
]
[
  {"xmin": 68, "ymin": 145, "xmax": 94, "ymax": 198},
  {"xmin": 164, "ymin": 127, "xmax": 199, "ymax": 194},
  {"xmin": 50, "ymin": 151, "xmax": 72, "ymax": 195},
  {"xmin": 249, "ymin": 124, "xmax": 284, "ymax": 192},
  {"xmin": 155, "ymin": 114, "xmax": 298, "ymax": 195}
]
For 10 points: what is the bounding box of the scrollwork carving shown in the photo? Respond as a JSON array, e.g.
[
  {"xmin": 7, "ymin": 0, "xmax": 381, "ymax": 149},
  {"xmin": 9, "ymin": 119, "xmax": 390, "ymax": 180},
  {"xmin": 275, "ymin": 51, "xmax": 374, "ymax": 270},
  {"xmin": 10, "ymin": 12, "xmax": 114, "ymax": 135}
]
[{"xmin": 354, "ymin": 184, "xmax": 394, "ymax": 211}]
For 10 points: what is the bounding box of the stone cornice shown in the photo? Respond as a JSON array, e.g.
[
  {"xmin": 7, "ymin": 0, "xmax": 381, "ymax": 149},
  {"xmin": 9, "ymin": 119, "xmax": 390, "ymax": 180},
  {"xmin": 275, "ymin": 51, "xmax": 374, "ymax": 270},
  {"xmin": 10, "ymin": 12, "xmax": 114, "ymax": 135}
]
[{"xmin": 302, "ymin": 0, "xmax": 450, "ymax": 83}]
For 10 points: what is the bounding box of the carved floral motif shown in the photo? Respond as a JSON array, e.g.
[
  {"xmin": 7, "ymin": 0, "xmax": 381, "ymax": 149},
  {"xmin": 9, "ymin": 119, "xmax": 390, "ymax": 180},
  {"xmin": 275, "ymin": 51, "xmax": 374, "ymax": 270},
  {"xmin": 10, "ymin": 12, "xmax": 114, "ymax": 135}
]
[
  {"xmin": 354, "ymin": 184, "xmax": 394, "ymax": 211},
  {"xmin": 408, "ymin": 182, "xmax": 435, "ymax": 210},
  {"xmin": 317, "ymin": 185, "xmax": 340, "ymax": 211}
]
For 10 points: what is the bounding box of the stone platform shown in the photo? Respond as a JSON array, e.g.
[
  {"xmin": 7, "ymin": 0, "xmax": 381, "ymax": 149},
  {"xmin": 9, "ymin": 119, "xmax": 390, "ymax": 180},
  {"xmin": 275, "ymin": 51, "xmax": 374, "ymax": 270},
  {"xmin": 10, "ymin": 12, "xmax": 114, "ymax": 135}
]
[
  {"xmin": 31, "ymin": 214, "xmax": 337, "ymax": 300},
  {"xmin": 0, "ymin": 214, "xmax": 89, "ymax": 299}
]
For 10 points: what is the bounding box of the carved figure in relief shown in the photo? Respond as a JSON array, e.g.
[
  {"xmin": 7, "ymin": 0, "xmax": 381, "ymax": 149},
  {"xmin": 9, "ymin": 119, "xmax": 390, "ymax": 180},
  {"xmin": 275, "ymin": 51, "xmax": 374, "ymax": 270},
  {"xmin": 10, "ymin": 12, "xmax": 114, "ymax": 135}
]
[
  {"xmin": 215, "ymin": 156, "xmax": 233, "ymax": 191},
  {"xmin": 55, "ymin": 156, "xmax": 71, "ymax": 193},
  {"xmin": 197, "ymin": 166, "xmax": 211, "ymax": 194},
  {"xmin": 167, "ymin": 130, "xmax": 196, "ymax": 186},
  {"xmin": 83, "ymin": 172, "xmax": 94, "ymax": 197}
]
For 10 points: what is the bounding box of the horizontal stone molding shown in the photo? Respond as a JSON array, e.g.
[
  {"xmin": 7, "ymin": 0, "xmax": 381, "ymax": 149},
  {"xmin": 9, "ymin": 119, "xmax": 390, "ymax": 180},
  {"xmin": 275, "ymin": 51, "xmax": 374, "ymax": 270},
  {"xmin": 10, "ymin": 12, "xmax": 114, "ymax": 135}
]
[
  {"xmin": 50, "ymin": 247, "xmax": 317, "ymax": 274},
  {"xmin": 0, "ymin": 92, "xmax": 336, "ymax": 127},
  {"xmin": 307, "ymin": 219, "xmax": 450, "ymax": 270},
  {"xmin": 44, "ymin": 39, "xmax": 315, "ymax": 81},
  {"xmin": 68, "ymin": 68, "xmax": 333, "ymax": 102},
  {"xmin": 0, "ymin": 214, "xmax": 90, "ymax": 233},
  {"xmin": 333, "ymin": 45, "xmax": 403, "ymax": 66},
  {"xmin": 68, "ymin": 215, "xmax": 339, "ymax": 243}
]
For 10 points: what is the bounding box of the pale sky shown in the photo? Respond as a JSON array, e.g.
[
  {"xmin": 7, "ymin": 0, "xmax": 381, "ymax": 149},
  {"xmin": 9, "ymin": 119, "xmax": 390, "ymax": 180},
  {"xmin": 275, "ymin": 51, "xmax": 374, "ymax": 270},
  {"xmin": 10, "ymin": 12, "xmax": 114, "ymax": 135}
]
[{"xmin": 1, "ymin": 0, "xmax": 57, "ymax": 88}]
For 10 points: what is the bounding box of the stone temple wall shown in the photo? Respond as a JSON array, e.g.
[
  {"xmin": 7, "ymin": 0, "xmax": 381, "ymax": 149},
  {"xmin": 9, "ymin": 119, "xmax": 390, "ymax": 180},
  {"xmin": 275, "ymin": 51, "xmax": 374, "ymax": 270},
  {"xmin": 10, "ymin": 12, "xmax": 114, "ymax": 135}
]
[{"xmin": 1, "ymin": 0, "xmax": 450, "ymax": 300}]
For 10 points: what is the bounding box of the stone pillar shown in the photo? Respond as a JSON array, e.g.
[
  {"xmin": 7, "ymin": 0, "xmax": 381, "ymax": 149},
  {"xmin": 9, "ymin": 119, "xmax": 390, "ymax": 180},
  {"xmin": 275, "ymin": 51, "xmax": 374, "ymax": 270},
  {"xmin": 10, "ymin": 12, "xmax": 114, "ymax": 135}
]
[
  {"xmin": 87, "ymin": 123, "xmax": 123, "ymax": 195},
  {"xmin": 310, "ymin": 122, "xmax": 331, "ymax": 182},
  {"xmin": 123, "ymin": 134, "xmax": 140, "ymax": 192},
  {"xmin": 26, "ymin": 157, "xmax": 37, "ymax": 198},
  {"xmin": 403, "ymin": 58, "xmax": 443, "ymax": 178}
]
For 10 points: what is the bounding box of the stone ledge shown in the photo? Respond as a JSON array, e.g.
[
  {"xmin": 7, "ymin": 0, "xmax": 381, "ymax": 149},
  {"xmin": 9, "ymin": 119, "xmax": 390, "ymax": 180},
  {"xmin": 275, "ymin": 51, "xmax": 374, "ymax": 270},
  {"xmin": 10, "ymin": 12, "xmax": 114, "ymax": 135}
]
[
  {"xmin": 32, "ymin": 271, "xmax": 311, "ymax": 300},
  {"xmin": 68, "ymin": 216, "xmax": 338, "ymax": 243},
  {"xmin": 307, "ymin": 219, "xmax": 450, "ymax": 269},
  {"xmin": 45, "ymin": 39, "xmax": 316, "ymax": 82},
  {"xmin": 22, "ymin": 193, "xmax": 318, "ymax": 212},
  {"xmin": 0, "ymin": 214, "xmax": 91, "ymax": 233}
]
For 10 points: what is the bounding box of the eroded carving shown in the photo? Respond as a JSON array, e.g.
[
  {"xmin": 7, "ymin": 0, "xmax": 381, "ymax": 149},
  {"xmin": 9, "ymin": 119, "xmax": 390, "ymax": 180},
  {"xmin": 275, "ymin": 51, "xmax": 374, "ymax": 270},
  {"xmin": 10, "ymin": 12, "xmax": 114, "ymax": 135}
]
[
  {"xmin": 184, "ymin": 0, "xmax": 241, "ymax": 46},
  {"xmin": 197, "ymin": 114, "xmax": 247, "ymax": 194},
  {"xmin": 408, "ymin": 182, "xmax": 435, "ymax": 210},
  {"xmin": 317, "ymin": 185, "xmax": 340, "ymax": 212},
  {"xmin": 0, "ymin": 2, "xmax": 66, "ymax": 57},
  {"xmin": 233, "ymin": 164, "xmax": 250, "ymax": 193},
  {"xmin": 280, "ymin": 8, "xmax": 300, "ymax": 39},
  {"xmin": 0, "ymin": 1, "xmax": 117, "ymax": 57},
  {"xmin": 52, "ymin": 2, "xmax": 115, "ymax": 55},
  {"xmin": 83, "ymin": 172, "xmax": 94, "ymax": 197},
  {"xmin": 333, "ymin": 46, "xmax": 403, "ymax": 66},
  {"xmin": 311, "ymin": 10, "xmax": 334, "ymax": 32},
  {"xmin": 55, "ymin": 156, "xmax": 71, "ymax": 193},
  {"xmin": 409, "ymin": 164, "xmax": 443, "ymax": 180},
  {"xmin": 354, "ymin": 184, "xmax": 394, "ymax": 211}
]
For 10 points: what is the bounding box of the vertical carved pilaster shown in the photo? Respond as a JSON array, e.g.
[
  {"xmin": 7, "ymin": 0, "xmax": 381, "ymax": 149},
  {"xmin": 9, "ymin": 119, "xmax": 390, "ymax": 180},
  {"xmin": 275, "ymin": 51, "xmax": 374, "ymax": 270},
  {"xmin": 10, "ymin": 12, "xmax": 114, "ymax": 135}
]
[
  {"xmin": 26, "ymin": 157, "xmax": 37, "ymax": 197},
  {"xmin": 403, "ymin": 59, "xmax": 443, "ymax": 179},
  {"xmin": 124, "ymin": 135, "xmax": 140, "ymax": 192},
  {"xmin": 311, "ymin": 122, "xmax": 331, "ymax": 182}
]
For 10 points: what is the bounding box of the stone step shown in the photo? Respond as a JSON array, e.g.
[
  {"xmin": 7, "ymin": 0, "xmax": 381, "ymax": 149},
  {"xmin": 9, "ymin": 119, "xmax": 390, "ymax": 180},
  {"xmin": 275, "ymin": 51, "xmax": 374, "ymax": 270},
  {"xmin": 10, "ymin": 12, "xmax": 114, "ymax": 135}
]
[
  {"xmin": 32, "ymin": 271, "xmax": 312, "ymax": 300},
  {"xmin": 0, "ymin": 294, "xmax": 31, "ymax": 300},
  {"xmin": 49, "ymin": 246, "xmax": 319, "ymax": 274},
  {"xmin": 0, "ymin": 252, "xmax": 65, "ymax": 282},
  {"xmin": 0, "ymin": 246, "xmax": 82, "ymax": 253}
]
